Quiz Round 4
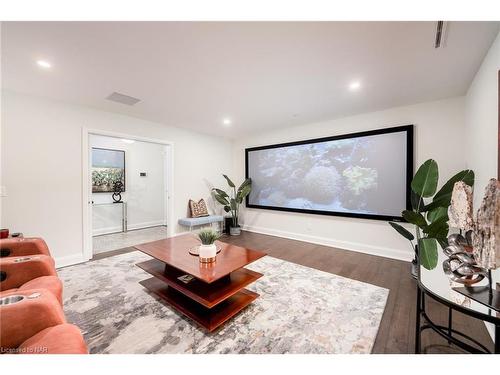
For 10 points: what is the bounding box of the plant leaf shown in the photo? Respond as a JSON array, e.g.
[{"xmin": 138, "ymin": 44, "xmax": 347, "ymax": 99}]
[
  {"xmin": 223, "ymin": 174, "xmax": 235, "ymax": 188},
  {"xmin": 423, "ymin": 194, "xmax": 450, "ymax": 212},
  {"xmin": 389, "ymin": 222, "xmax": 415, "ymax": 241},
  {"xmin": 213, "ymin": 194, "xmax": 229, "ymax": 206},
  {"xmin": 213, "ymin": 188, "xmax": 229, "ymax": 199},
  {"xmin": 411, "ymin": 190, "xmax": 424, "ymax": 212},
  {"xmin": 423, "ymin": 216, "xmax": 449, "ymax": 239},
  {"xmin": 411, "ymin": 159, "xmax": 439, "ymax": 198},
  {"xmin": 239, "ymin": 185, "xmax": 252, "ymax": 198},
  {"xmin": 418, "ymin": 238, "xmax": 438, "ymax": 270},
  {"xmin": 426, "ymin": 206, "xmax": 448, "ymax": 223},
  {"xmin": 402, "ymin": 210, "xmax": 427, "ymax": 228},
  {"xmin": 223, "ymin": 206, "xmax": 231, "ymax": 213},
  {"xmin": 431, "ymin": 169, "xmax": 475, "ymax": 208},
  {"xmin": 238, "ymin": 178, "xmax": 252, "ymax": 191}
]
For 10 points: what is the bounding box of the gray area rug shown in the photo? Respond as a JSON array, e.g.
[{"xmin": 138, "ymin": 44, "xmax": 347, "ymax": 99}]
[{"xmin": 59, "ymin": 251, "xmax": 388, "ymax": 353}]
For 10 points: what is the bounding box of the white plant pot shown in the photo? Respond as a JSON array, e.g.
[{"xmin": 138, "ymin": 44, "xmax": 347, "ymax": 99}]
[
  {"xmin": 199, "ymin": 244, "xmax": 217, "ymax": 263},
  {"xmin": 230, "ymin": 226, "xmax": 241, "ymax": 236}
]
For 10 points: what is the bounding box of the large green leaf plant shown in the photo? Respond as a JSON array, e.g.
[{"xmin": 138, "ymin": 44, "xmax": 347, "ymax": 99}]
[
  {"xmin": 212, "ymin": 175, "xmax": 252, "ymax": 228},
  {"xmin": 389, "ymin": 159, "xmax": 474, "ymax": 270}
]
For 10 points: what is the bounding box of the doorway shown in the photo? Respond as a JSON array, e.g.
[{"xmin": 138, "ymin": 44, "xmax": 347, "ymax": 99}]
[{"xmin": 82, "ymin": 129, "xmax": 173, "ymax": 261}]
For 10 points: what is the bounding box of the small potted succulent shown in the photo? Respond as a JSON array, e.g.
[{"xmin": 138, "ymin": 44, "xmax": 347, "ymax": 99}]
[{"xmin": 197, "ymin": 228, "xmax": 220, "ymax": 263}]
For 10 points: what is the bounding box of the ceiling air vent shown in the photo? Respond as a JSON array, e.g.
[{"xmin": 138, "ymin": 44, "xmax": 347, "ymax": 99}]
[
  {"xmin": 106, "ymin": 92, "xmax": 141, "ymax": 106},
  {"xmin": 434, "ymin": 21, "xmax": 448, "ymax": 49}
]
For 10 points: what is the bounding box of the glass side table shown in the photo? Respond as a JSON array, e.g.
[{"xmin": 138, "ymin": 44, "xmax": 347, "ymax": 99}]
[
  {"xmin": 416, "ymin": 250, "xmax": 499, "ymax": 353},
  {"xmin": 92, "ymin": 202, "xmax": 128, "ymax": 233}
]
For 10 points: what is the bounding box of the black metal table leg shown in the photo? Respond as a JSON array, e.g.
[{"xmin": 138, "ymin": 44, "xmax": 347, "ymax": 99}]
[
  {"xmin": 415, "ymin": 287, "xmax": 421, "ymax": 354},
  {"xmin": 448, "ymin": 307, "xmax": 452, "ymax": 344},
  {"xmin": 496, "ymin": 324, "xmax": 500, "ymax": 354},
  {"xmin": 416, "ymin": 257, "xmax": 499, "ymax": 354}
]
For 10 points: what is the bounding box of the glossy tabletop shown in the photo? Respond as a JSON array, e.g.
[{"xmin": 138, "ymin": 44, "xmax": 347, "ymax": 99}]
[
  {"xmin": 419, "ymin": 250, "xmax": 500, "ymax": 324},
  {"xmin": 134, "ymin": 234, "xmax": 267, "ymax": 283}
]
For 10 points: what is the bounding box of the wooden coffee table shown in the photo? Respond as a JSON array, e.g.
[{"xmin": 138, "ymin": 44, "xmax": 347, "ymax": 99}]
[{"xmin": 134, "ymin": 234, "xmax": 266, "ymax": 332}]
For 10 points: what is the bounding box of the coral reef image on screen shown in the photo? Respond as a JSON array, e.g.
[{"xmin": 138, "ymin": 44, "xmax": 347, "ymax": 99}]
[{"xmin": 247, "ymin": 131, "xmax": 408, "ymax": 217}]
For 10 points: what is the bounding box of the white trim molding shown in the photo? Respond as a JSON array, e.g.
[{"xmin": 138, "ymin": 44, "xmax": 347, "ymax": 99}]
[{"xmin": 242, "ymin": 224, "xmax": 413, "ymax": 262}]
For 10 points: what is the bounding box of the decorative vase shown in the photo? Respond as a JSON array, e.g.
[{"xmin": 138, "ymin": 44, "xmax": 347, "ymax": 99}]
[
  {"xmin": 230, "ymin": 226, "xmax": 241, "ymax": 236},
  {"xmin": 199, "ymin": 244, "xmax": 217, "ymax": 263}
]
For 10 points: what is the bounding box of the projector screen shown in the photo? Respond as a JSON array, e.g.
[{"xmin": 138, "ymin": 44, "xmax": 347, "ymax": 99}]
[{"xmin": 245, "ymin": 125, "xmax": 413, "ymax": 221}]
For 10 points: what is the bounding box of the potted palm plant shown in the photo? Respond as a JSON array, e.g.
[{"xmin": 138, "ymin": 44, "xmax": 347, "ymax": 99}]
[
  {"xmin": 389, "ymin": 159, "xmax": 474, "ymax": 276},
  {"xmin": 213, "ymin": 175, "xmax": 252, "ymax": 236}
]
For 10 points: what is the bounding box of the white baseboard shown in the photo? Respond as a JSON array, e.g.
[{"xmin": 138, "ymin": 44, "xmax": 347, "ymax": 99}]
[
  {"xmin": 242, "ymin": 224, "xmax": 413, "ymax": 262},
  {"xmin": 93, "ymin": 225, "xmax": 123, "ymax": 236},
  {"xmin": 55, "ymin": 253, "xmax": 88, "ymax": 268},
  {"xmin": 93, "ymin": 220, "xmax": 166, "ymax": 236},
  {"xmin": 127, "ymin": 221, "xmax": 166, "ymax": 231}
]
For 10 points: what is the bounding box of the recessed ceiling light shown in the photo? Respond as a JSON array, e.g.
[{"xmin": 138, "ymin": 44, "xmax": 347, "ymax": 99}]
[
  {"xmin": 222, "ymin": 118, "xmax": 232, "ymax": 126},
  {"xmin": 36, "ymin": 60, "xmax": 52, "ymax": 69},
  {"xmin": 348, "ymin": 81, "xmax": 361, "ymax": 91},
  {"xmin": 121, "ymin": 139, "xmax": 135, "ymax": 144}
]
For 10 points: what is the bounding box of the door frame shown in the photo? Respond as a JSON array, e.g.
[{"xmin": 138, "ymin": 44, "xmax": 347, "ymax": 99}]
[{"xmin": 82, "ymin": 127, "xmax": 174, "ymax": 261}]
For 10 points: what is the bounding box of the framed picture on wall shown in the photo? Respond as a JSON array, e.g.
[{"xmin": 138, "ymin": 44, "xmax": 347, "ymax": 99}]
[{"xmin": 92, "ymin": 148, "xmax": 126, "ymax": 193}]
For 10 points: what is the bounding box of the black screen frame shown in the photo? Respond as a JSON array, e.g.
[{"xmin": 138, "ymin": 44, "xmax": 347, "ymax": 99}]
[{"xmin": 245, "ymin": 124, "xmax": 414, "ymax": 222}]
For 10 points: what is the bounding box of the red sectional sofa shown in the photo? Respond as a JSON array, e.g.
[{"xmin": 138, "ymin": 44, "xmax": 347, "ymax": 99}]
[{"xmin": 0, "ymin": 237, "xmax": 88, "ymax": 354}]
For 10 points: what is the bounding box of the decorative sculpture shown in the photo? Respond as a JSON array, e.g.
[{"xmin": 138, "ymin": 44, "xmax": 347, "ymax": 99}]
[
  {"xmin": 442, "ymin": 180, "xmax": 486, "ymax": 286},
  {"xmin": 443, "ymin": 232, "xmax": 486, "ymax": 285},
  {"xmin": 472, "ymin": 178, "xmax": 500, "ymax": 270},
  {"xmin": 441, "ymin": 179, "xmax": 500, "ymax": 312},
  {"xmin": 112, "ymin": 181, "xmax": 124, "ymax": 203},
  {"xmin": 448, "ymin": 181, "xmax": 474, "ymax": 231}
]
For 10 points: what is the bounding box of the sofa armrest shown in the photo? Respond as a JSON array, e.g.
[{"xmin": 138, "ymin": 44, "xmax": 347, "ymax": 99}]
[
  {"xmin": 18, "ymin": 324, "xmax": 88, "ymax": 354},
  {"xmin": 0, "ymin": 289, "xmax": 66, "ymax": 349}
]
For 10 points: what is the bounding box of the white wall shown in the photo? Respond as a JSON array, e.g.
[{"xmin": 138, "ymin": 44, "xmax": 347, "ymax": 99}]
[
  {"xmin": 232, "ymin": 97, "xmax": 466, "ymax": 261},
  {"xmin": 464, "ymin": 31, "xmax": 500, "ymax": 340},
  {"xmin": 90, "ymin": 134, "xmax": 168, "ymax": 236},
  {"xmin": 1, "ymin": 90, "xmax": 232, "ymax": 266},
  {"xmin": 465, "ymin": 32, "xmax": 500, "ymax": 208}
]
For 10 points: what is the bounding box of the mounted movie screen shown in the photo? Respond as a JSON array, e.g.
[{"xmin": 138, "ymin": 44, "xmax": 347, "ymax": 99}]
[{"xmin": 246, "ymin": 125, "xmax": 413, "ymax": 221}]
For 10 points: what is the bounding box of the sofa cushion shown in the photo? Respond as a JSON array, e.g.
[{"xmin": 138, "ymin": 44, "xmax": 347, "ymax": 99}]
[{"xmin": 178, "ymin": 215, "xmax": 224, "ymax": 227}]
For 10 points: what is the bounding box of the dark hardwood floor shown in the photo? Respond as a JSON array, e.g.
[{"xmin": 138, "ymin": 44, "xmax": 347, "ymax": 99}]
[
  {"xmin": 96, "ymin": 230, "xmax": 494, "ymax": 353},
  {"xmin": 221, "ymin": 231, "xmax": 494, "ymax": 354}
]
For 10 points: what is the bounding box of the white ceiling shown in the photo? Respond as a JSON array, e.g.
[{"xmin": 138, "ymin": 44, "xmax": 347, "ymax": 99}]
[{"xmin": 2, "ymin": 21, "xmax": 499, "ymax": 138}]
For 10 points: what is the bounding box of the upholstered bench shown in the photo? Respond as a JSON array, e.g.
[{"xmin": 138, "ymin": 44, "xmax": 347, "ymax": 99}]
[{"xmin": 178, "ymin": 215, "xmax": 224, "ymax": 232}]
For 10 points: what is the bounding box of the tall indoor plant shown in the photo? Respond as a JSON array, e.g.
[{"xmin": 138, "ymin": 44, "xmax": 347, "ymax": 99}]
[
  {"xmin": 213, "ymin": 175, "xmax": 252, "ymax": 236},
  {"xmin": 389, "ymin": 159, "xmax": 474, "ymax": 273}
]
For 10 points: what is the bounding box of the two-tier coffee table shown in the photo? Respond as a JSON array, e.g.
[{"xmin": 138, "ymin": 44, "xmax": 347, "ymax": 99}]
[{"xmin": 134, "ymin": 234, "xmax": 267, "ymax": 332}]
